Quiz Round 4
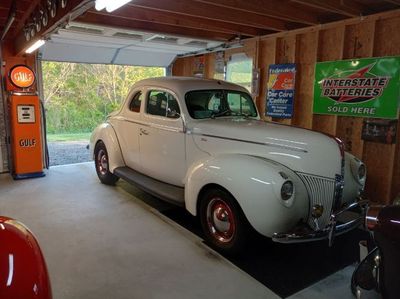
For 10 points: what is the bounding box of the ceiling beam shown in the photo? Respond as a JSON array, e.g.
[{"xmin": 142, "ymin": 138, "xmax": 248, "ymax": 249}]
[
  {"xmin": 290, "ymin": 0, "xmax": 369, "ymax": 17},
  {"xmin": 14, "ymin": 0, "xmax": 90, "ymax": 55},
  {"xmin": 12, "ymin": 0, "xmax": 42, "ymax": 36},
  {"xmin": 126, "ymin": 0, "xmax": 291, "ymax": 31},
  {"xmin": 85, "ymin": 6, "xmax": 271, "ymax": 37},
  {"xmin": 382, "ymin": 0, "xmax": 400, "ymax": 5},
  {"xmin": 193, "ymin": 0, "xmax": 319, "ymax": 25},
  {"xmin": 77, "ymin": 13, "xmax": 234, "ymax": 41}
]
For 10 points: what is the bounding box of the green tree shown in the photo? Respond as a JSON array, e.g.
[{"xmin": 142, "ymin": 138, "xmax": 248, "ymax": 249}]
[{"xmin": 42, "ymin": 62, "xmax": 164, "ymax": 133}]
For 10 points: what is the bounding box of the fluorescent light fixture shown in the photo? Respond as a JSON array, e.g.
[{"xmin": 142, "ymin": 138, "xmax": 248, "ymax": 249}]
[
  {"xmin": 25, "ymin": 39, "xmax": 45, "ymax": 54},
  {"xmin": 95, "ymin": 0, "xmax": 132, "ymax": 12},
  {"xmin": 95, "ymin": 0, "xmax": 107, "ymax": 11}
]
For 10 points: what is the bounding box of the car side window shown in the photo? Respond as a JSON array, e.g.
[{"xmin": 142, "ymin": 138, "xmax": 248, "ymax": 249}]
[
  {"xmin": 147, "ymin": 90, "xmax": 180, "ymax": 118},
  {"xmin": 129, "ymin": 91, "xmax": 144, "ymax": 113}
]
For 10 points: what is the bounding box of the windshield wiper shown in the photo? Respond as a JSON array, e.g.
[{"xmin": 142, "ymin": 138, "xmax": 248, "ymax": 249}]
[{"xmin": 210, "ymin": 109, "xmax": 232, "ymax": 119}]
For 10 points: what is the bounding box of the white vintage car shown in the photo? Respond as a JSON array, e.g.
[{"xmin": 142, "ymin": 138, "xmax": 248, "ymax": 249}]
[{"xmin": 90, "ymin": 77, "xmax": 368, "ymax": 254}]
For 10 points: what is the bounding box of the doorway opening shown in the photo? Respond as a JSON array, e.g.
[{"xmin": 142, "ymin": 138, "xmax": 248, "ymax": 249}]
[{"xmin": 42, "ymin": 62, "xmax": 164, "ymax": 166}]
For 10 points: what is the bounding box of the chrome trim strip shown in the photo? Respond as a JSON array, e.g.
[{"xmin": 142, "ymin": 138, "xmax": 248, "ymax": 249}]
[
  {"xmin": 118, "ymin": 117, "xmax": 184, "ymax": 133},
  {"xmin": 194, "ymin": 133, "xmax": 308, "ymax": 153}
]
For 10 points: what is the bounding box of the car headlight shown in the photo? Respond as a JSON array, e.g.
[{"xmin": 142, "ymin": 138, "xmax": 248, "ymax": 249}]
[
  {"xmin": 358, "ymin": 163, "xmax": 366, "ymax": 180},
  {"xmin": 350, "ymin": 158, "xmax": 366, "ymax": 184},
  {"xmin": 281, "ymin": 180, "xmax": 294, "ymax": 201}
]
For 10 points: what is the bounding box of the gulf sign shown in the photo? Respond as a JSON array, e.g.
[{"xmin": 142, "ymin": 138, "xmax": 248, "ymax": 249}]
[{"xmin": 9, "ymin": 65, "xmax": 36, "ymax": 89}]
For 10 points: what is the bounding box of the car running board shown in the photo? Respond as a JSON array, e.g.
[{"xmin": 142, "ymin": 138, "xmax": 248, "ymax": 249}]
[{"xmin": 114, "ymin": 167, "xmax": 185, "ymax": 207}]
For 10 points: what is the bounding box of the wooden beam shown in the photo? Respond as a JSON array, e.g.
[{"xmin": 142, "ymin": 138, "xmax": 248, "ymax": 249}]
[
  {"xmin": 383, "ymin": 0, "xmax": 400, "ymax": 5},
  {"xmin": 77, "ymin": 13, "xmax": 233, "ymax": 41},
  {"xmin": 126, "ymin": 0, "xmax": 290, "ymax": 31},
  {"xmin": 13, "ymin": 0, "xmax": 89, "ymax": 55},
  {"xmin": 12, "ymin": 0, "xmax": 42, "ymax": 36},
  {"xmin": 85, "ymin": 6, "xmax": 271, "ymax": 37},
  {"xmin": 290, "ymin": 0, "xmax": 369, "ymax": 17},
  {"xmin": 194, "ymin": 0, "xmax": 319, "ymax": 25}
]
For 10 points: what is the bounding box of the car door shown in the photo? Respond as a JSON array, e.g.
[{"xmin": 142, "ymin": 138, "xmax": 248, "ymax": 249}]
[
  {"xmin": 113, "ymin": 88, "xmax": 145, "ymax": 172},
  {"xmin": 139, "ymin": 89, "xmax": 186, "ymax": 187}
]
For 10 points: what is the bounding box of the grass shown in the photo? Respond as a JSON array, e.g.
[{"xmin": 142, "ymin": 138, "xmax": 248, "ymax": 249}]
[{"xmin": 47, "ymin": 132, "xmax": 91, "ymax": 142}]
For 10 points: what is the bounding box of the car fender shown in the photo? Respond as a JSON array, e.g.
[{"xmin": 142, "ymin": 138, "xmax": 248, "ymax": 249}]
[
  {"xmin": 90, "ymin": 122, "xmax": 125, "ymax": 172},
  {"xmin": 185, "ymin": 154, "xmax": 308, "ymax": 237},
  {"xmin": 0, "ymin": 217, "xmax": 52, "ymax": 299}
]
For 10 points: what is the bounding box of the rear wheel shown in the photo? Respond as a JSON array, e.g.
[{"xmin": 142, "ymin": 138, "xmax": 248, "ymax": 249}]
[
  {"xmin": 94, "ymin": 141, "xmax": 119, "ymax": 185},
  {"xmin": 200, "ymin": 188, "xmax": 249, "ymax": 255}
]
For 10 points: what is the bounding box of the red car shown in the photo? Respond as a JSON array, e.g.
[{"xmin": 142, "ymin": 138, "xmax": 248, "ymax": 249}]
[{"xmin": 0, "ymin": 216, "xmax": 52, "ymax": 299}]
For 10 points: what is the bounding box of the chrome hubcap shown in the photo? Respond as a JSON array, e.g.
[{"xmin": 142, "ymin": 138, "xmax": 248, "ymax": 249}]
[
  {"xmin": 206, "ymin": 198, "xmax": 235, "ymax": 243},
  {"xmin": 97, "ymin": 149, "xmax": 108, "ymax": 176}
]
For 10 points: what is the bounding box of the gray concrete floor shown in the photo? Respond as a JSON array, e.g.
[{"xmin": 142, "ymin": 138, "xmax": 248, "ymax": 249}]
[
  {"xmin": 0, "ymin": 162, "xmax": 368, "ymax": 299},
  {"xmin": 0, "ymin": 162, "xmax": 278, "ymax": 299}
]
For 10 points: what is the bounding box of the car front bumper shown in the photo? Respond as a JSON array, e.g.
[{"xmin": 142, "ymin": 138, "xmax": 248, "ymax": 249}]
[{"xmin": 272, "ymin": 198, "xmax": 369, "ymax": 246}]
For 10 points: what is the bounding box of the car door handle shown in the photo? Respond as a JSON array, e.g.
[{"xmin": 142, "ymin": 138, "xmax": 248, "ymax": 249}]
[{"xmin": 140, "ymin": 128, "xmax": 149, "ymax": 135}]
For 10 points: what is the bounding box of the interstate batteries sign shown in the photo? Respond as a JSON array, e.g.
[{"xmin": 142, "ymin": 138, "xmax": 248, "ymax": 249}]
[
  {"xmin": 266, "ymin": 64, "xmax": 296, "ymax": 118},
  {"xmin": 313, "ymin": 57, "xmax": 400, "ymax": 119}
]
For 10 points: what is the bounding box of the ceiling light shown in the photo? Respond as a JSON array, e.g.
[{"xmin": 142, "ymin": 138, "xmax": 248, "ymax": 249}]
[
  {"xmin": 25, "ymin": 39, "xmax": 46, "ymax": 54},
  {"xmin": 95, "ymin": 0, "xmax": 132, "ymax": 13}
]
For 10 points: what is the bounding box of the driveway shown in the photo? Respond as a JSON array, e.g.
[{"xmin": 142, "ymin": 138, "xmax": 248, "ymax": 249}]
[{"xmin": 48, "ymin": 141, "xmax": 92, "ymax": 166}]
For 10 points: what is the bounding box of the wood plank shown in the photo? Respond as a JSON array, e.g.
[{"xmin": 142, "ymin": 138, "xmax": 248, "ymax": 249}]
[
  {"xmin": 257, "ymin": 38, "xmax": 277, "ymax": 121},
  {"xmin": 391, "ymin": 120, "xmax": 400, "ymax": 200},
  {"xmin": 335, "ymin": 21, "xmax": 375, "ymax": 159},
  {"xmin": 193, "ymin": 0, "xmax": 319, "ymax": 25},
  {"xmin": 364, "ymin": 143, "xmax": 396, "ymax": 204},
  {"xmin": 292, "ymin": 31, "xmax": 318, "ymax": 129},
  {"xmin": 204, "ymin": 53, "xmax": 214, "ymax": 79},
  {"xmin": 291, "ymin": 0, "xmax": 370, "ymax": 17},
  {"xmin": 312, "ymin": 26, "xmax": 345, "ymax": 135},
  {"xmin": 127, "ymin": 0, "xmax": 289, "ymax": 31},
  {"xmin": 77, "ymin": 14, "xmax": 232, "ymax": 41},
  {"xmin": 363, "ymin": 16, "xmax": 400, "ymax": 204},
  {"xmin": 85, "ymin": 7, "xmax": 270, "ymax": 37},
  {"xmin": 272, "ymin": 35, "xmax": 296, "ymax": 125},
  {"xmin": 14, "ymin": 0, "xmax": 89, "ymax": 55},
  {"xmin": 172, "ymin": 58, "xmax": 185, "ymax": 76}
]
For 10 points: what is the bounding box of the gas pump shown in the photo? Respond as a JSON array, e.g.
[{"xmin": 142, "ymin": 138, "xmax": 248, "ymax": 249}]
[{"xmin": 6, "ymin": 64, "xmax": 45, "ymax": 179}]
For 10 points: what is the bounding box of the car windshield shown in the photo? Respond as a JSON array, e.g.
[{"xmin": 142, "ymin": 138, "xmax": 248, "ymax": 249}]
[{"xmin": 185, "ymin": 90, "xmax": 258, "ymax": 119}]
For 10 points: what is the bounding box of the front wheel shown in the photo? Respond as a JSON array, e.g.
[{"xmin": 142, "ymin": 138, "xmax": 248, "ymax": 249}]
[
  {"xmin": 94, "ymin": 141, "xmax": 119, "ymax": 185},
  {"xmin": 200, "ymin": 188, "xmax": 249, "ymax": 255}
]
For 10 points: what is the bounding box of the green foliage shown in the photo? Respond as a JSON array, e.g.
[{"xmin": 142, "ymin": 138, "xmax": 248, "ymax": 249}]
[{"xmin": 42, "ymin": 62, "xmax": 164, "ymax": 133}]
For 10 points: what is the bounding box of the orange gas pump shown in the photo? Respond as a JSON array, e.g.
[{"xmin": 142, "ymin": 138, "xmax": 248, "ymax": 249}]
[{"xmin": 7, "ymin": 65, "xmax": 45, "ymax": 179}]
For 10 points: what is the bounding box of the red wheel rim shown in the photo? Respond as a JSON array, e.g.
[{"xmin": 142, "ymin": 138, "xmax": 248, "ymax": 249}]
[
  {"xmin": 97, "ymin": 149, "xmax": 108, "ymax": 176},
  {"xmin": 206, "ymin": 197, "xmax": 236, "ymax": 243}
]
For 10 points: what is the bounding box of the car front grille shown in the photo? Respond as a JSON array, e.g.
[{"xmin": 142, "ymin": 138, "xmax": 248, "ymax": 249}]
[{"xmin": 297, "ymin": 173, "xmax": 336, "ymax": 230}]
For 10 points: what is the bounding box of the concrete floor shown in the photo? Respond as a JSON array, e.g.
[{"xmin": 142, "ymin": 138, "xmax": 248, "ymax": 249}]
[
  {"xmin": 0, "ymin": 162, "xmax": 278, "ymax": 299},
  {"xmin": 0, "ymin": 162, "xmax": 368, "ymax": 299}
]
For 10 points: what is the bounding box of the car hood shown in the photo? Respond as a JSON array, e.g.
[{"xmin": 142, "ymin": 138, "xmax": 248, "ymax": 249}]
[{"xmin": 188, "ymin": 118, "xmax": 342, "ymax": 178}]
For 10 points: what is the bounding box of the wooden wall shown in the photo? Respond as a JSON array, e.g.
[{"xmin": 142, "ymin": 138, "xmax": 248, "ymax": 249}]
[{"xmin": 172, "ymin": 10, "xmax": 400, "ymax": 204}]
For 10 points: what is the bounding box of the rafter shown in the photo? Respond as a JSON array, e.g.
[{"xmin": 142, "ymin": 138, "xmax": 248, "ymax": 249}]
[
  {"xmin": 194, "ymin": 0, "xmax": 319, "ymax": 25},
  {"xmin": 382, "ymin": 0, "xmax": 400, "ymax": 5},
  {"xmin": 126, "ymin": 0, "xmax": 291, "ymax": 31},
  {"xmin": 290, "ymin": 0, "xmax": 369, "ymax": 17},
  {"xmin": 77, "ymin": 13, "xmax": 234, "ymax": 41},
  {"xmin": 85, "ymin": 6, "xmax": 271, "ymax": 37}
]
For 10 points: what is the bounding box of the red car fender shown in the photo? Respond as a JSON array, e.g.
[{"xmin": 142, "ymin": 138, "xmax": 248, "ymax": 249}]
[{"xmin": 0, "ymin": 216, "xmax": 52, "ymax": 299}]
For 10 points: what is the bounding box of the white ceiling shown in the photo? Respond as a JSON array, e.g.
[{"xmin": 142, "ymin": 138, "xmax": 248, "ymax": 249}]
[{"xmin": 40, "ymin": 22, "xmax": 222, "ymax": 67}]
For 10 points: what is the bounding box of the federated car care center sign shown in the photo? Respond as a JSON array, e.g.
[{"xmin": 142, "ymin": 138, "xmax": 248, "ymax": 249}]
[
  {"xmin": 313, "ymin": 57, "xmax": 400, "ymax": 119},
  {"xmin": 266, "ymin": 64, "xmax": 296, "ymax": 118}
]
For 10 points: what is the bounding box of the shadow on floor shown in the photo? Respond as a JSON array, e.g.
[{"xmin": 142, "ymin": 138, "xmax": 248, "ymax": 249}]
[{"xmin": 119, "ymin": 181, "xmax": 370, "ymax": 298}]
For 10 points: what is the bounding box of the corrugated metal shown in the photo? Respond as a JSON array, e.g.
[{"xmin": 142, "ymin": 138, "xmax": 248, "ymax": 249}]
[{"xmin": 297, "ymin": 173, "xmax": 336, "ymax": 230}]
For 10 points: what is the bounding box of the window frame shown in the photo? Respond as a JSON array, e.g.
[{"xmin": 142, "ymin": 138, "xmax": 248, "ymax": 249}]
[{"xmin": 145, "ymin": 88, "xmax": 181, "ymax": 119}]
